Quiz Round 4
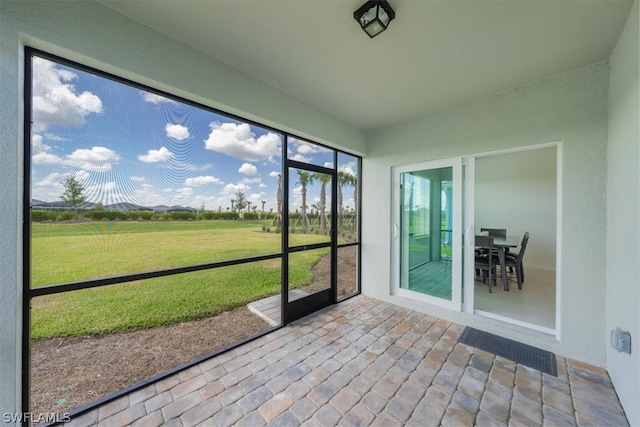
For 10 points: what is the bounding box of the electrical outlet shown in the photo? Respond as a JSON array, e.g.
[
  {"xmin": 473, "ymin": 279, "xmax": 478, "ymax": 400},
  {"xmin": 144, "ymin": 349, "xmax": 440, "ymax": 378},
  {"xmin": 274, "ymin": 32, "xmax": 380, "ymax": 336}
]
[{"xmin": 611, "ymin": 328, "xmax": 632, "ymax": 354}]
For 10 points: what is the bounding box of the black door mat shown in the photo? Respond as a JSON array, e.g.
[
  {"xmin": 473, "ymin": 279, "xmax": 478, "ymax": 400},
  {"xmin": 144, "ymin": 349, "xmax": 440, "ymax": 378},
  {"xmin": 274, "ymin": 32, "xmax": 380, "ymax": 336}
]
[{"xmin": 458, "ymin": 327, "xmax": 557, "ymax": 376}]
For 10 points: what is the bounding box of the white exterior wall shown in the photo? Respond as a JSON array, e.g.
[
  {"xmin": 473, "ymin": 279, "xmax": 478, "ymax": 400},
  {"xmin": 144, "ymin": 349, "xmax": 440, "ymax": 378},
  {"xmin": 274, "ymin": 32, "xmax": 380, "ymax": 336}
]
[
  {"xmin": 362, "ymin": 62, "xmax": 609, "ymax": 364},
  {"xmin": 1, "ymin": 0, "xmax": 638, "ymax": 422},
  {"xmin": 606, "ymin": 1, "xmax": 639, "ymax": 425},
  {"xmin": 0, "ymin": 0, "xmax": 364, "ymax": 417}
]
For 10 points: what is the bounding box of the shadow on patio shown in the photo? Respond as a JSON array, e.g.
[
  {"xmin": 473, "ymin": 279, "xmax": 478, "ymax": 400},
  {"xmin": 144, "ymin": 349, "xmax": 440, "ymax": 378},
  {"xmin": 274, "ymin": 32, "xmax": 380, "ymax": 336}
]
[{"xmin": 65, "ymin": 295, "xmax": 628, "ymax": 427}]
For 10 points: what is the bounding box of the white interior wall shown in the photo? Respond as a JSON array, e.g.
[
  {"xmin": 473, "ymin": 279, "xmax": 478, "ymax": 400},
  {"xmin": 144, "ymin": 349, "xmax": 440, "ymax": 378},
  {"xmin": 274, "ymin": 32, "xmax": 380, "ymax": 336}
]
[
  {"xmin": 363, "ymin": 61, "xmax": 609, "ymax": 365},
  {"xmin": 0, "ymin": 0, "xmax": 364, "ymax": 416},
  {"xmin": 475, "ymin": 147, "xmax": 557, "ymax": 271},
  {"xmin": 606, "ymin": 1, "xmax": 639, "ymax": 425}
]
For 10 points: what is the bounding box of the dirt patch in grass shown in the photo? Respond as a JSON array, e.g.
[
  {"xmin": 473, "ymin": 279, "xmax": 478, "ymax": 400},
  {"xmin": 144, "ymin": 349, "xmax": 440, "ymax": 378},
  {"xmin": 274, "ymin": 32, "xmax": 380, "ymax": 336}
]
[
  {"xmin": 301, "ymin": 245, "xmax": 358, "ymax": 298},
  {"xmin": 30, "ymin": 246, "xmax": 358, "ymax": 416},
  {"xmin": 30, "ymin": 307, "xmax": 270, "ymax": 415}
]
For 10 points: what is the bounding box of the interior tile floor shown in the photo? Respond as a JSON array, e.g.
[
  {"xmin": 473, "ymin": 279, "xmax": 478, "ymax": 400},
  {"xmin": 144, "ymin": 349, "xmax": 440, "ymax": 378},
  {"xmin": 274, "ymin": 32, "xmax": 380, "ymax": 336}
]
[
  {"xmin": 66, "ymin": 295, "xmax": 627, "ymax": 427},
  {"xmin": 474, "ymin": 267, "xmax": 556, "ymax": 330}
]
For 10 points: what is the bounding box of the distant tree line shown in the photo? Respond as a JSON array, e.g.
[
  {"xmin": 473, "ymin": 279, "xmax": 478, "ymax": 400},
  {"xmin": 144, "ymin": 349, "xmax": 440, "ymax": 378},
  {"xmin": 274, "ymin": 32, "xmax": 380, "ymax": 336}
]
[
  {"xmin": 31, "ymin": 209, "xmax": 259, "ymax": 222},
  {"xmin": 34, "ymin": 176, "xmax": 358, "ymax": 225},
  {"xmin": 31, "ymin": 208, "xmax": 358, "ymax": 223}
]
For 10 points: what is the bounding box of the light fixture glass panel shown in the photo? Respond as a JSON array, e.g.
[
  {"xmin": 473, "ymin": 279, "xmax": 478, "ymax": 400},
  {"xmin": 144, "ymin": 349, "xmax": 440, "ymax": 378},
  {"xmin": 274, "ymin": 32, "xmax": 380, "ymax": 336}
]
[
  {"xmin": 365, "ymin": 21, "xmax": 384, "ymax": 37},
  {"xmin": 379, "ymin": 8, "xmax": 390, "ymax": 26},
  {"xmin": 360, "ymin": 5, "xmax": 377, "ymax": 26}
]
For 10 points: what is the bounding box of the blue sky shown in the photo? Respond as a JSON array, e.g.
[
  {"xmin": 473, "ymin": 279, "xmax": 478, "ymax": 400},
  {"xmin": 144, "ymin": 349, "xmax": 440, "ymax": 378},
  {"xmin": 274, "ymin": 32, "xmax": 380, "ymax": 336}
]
[{"xmin": 30, "ymin": 56, "xmax": 358, "ymax": 213}]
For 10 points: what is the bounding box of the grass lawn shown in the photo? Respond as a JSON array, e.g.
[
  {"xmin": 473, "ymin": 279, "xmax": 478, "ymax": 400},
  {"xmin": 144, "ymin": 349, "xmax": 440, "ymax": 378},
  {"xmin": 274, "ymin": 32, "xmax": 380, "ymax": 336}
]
[{"xmin": 31, "ymin": 220, "xmax": 329, "ymax": 339}]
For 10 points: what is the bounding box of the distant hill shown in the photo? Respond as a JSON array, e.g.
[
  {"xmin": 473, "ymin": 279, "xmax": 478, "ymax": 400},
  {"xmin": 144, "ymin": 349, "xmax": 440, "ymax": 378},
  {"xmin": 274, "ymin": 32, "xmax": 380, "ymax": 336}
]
[
  {"xmin": 104, "ymin": 202, "xmax": 150, "ymax": 212},
  {"xmin": 150, "ymin": 205, "xmax": 197, "ymax": 213},
  {"xmin": 31, "ymin": 199, "xmax": 196, "ymax": 213},
  {"xmin": 31, "ymin": 199, "xmax": 95, "ymax": 209}
]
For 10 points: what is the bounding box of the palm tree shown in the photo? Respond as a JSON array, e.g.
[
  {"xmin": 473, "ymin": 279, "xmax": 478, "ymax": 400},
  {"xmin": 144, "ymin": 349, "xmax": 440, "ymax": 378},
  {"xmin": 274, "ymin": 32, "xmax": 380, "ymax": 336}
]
[
  {"xmin": 296, "ymin": 170, "xmax": 314, "ymax": 230},
  {"xmin": 230, "ymin": 199, "xmax": 236, "ymax": 212},
  {"xmin": 275, "ymin": 174, "xmax": 283, "ymax": 232},
  {"xmin": 313, "ymin": 172, "xmax": 331, "ymax": 233},
  {"xmin": 337, "ymin": 171, "xmax": 348, "ymax": 228},
  {"xmin": 348, "ymin": 173, "xmax": 358, "ymax": 231},
  {"xmin": 338, "ymin": 171, "xmax": 357, "ymax": 230},
  {"xmin": 261, "ymin": 200, "xmax": 266, "ymax": 213}
]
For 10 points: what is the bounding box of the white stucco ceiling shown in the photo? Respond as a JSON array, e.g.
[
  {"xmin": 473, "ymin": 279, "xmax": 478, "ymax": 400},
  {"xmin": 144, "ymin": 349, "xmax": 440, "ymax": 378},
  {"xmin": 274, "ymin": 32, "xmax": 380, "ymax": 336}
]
[{"xmin": 100, "ymin": 0, "xmax": 634, "ymax": 132}]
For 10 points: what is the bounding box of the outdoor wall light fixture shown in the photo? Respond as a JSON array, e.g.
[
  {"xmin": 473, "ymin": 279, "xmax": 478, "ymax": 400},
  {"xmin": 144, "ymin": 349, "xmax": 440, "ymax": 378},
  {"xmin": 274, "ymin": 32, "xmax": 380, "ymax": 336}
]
[{"xmin": 354, "ymin": 0, "xmax": 395, "ymax": 38}]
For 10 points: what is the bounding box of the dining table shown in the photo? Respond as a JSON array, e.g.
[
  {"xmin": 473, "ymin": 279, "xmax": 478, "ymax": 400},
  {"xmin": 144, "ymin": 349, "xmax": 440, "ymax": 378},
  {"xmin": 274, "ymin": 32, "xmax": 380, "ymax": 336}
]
[{"xmin": 491, "ymin": 235, "xmax": 520, "ymax": 291}]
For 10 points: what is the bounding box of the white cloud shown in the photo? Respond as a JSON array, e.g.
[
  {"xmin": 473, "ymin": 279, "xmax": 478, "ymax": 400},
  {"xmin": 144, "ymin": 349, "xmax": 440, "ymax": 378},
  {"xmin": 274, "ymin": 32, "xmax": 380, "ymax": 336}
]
[
  {"xmin": 222, "ymin": 182, "xmax": 250, "ymax": 195},
  {"xmin": 192, "ymin": 194, "xmax": 218, "ymax": 210},
  {"xmin": 175, "ymin": 188, "xmax": 195, "ymax": 206},
  {"xmin": 269, "ymin": 171, "xmax": 281, "ymax": 178},
  {"xmin": 32, "ymin": 135, "xmax": 121, "ymax": 173},
  {"xmin": 248, "ymin": 193, "xmax": 265, "ymax": 203},
  {"xmin": 32, "ymin": 172, "xmax": 63, "ymax": 201},
  {"xmin": 32, "ymin": 139, "xmax": 120, "ymax": 173},
  {"xmin": 174, "ymin": 187, "xmax": 194, "ymax": 198},
  {"xmin": 73, "ymin": 170, "xmax": 91, "ymax": 183},
  {"xmin": 238, "ymin": 163, "xmax": 258, "ymax": 175},
  {"xmin": 289, "ymin": 140, "xmax": 331, "ymax": 165},
  {"xmin": 32, "ymin": 57, "xmax": 103, "ymax": 131},
  {"xmin": 138, "ymin": 147, "xmax": 173, "ymax": 163},
  {"xmin": 259, "ymin": 183, "xmax": 268, "ymax": 188},
  {"xmin": 161, "ymin": 187, "xmax": 194, "ymax": 205},
  {"xmin": 31, "ymin": 134, "xmax": 61, "ymax": 165},
  {"xmin": 339, "ymin": 162, "xmax": 357, "ymax": 176},
  {"xmin": 32, "ymin": 154, "xmax": 60, "ymax": 165},
  {"xmin": 165, "ymin": 123, "xmax": 190, "ymax": 141},
  {"xmin": 33, "ymin": 170, "xmax": 90, "ymax": 201},
  {"xmin": 101, "ymin": 181, "xmax": 118, "ymax": 192},
  {"xmin": 294, "ymin": 141, "xmax": 329, "ymax": 154},
  {"xmin": 66, "ymin": 146, "xmax": 120, "ymax": 172},
  {"xmin": 141, "ymin": 92, "xmax": 176, "ymax": 104},
  {"xmin": 290, "ymin": 153, "xmax": 311, "ymax": 163},
  {"xmin": 32, "ymin": 134, "xmax": 45, "ymax": 152},
  {"xmin": 84, "ymin": 180, "xmax": 120, "ymax": 204},
  {"xmin": 131, "ymin": 176, "xmax": 146, "ymax": 182},
  {"xmin": 129, "ymin": 184, "xmax": 166, "ymax": 207},
  {"xmin": 204, "ymin": 122, "xmax": 281, "ymax": 162},
  {"xmin": 44, "ymin": 133, "xmax": 67, "ymax": 141},
  {"xmin": 324, "ymin": 162, "xmax": 334, "ymax": 168},
  {"xmin": 185, "ymin": 175, "xmax": 223, "ymax": 187},
  {"xmin": 241, "ymin": 177, "xmax": 261, "ymax": 184},
  {"xmin": 291, "ymin": 185, "xmax": 303, "ymax": 209}
]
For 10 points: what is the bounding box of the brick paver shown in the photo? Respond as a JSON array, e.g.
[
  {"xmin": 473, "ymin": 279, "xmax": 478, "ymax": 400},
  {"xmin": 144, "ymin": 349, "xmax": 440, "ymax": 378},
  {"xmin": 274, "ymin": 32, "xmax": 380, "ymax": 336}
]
[{"xmin": 65, "ymin": 295, "xmax": 629, "ymax": 426}]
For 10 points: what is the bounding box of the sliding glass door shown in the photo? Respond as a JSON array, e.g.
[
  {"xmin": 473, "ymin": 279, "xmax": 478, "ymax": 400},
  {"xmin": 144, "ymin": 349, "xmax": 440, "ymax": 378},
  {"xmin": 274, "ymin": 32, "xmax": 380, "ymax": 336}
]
[{"xmin": 394, "ymin": 158, "xmax": 463, "ymax": 310}]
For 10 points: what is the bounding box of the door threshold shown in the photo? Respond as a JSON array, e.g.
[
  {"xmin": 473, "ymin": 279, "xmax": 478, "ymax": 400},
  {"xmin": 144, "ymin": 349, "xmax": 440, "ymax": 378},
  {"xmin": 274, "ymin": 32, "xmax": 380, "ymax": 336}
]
[{"xmin": 474, "ymin": 309, "xmax": 557, "ymax": 337}]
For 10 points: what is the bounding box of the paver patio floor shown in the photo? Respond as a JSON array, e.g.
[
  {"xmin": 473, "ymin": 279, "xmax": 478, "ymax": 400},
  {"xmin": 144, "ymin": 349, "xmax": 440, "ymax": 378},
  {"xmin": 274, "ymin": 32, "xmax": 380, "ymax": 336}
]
[{"xmin": 67, "ymin": 295, "xmax": 629, "ymax": 427}]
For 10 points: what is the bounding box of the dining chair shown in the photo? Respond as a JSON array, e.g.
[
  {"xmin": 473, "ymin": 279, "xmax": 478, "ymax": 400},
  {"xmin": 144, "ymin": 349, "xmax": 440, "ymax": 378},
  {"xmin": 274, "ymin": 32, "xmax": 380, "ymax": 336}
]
[
  {"xmin": 480, "ymin": 228, "xmax": 507, "ymax": 237},
  {"xmin": 505, "ymin": 232, "xmax": 529, "ymax": 289},
  {"xmin": 475, "ymin": 235, "xmax": 498, "ymax": 292},
  {"xmin": 477, "ymin": 228, "xmax": 508, "ymax": 260}
]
